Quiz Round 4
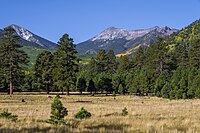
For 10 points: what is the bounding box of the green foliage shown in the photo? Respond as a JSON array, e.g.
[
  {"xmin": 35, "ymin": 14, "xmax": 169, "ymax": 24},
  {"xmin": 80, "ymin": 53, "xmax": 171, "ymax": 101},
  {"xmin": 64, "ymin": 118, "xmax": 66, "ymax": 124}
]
[
  {"xmin": 117, "ymin": 55, "xmax": 130, "ymax": 73},
  {"xmin": 118, "ymin": 84, "xmax": 124, "ymax": 95},
  {"xmin": 161, "ymin": 83, "xmax": 170, "ymax": 98},
  {"xmin": 74, "ymin": 107, "xmax": 91, "ymax": 119},
  {"xmin": 20, "ymin": 46, "xmax": 47, "ymax": 68},
  {"xmin": 76, "ymin": 77, "xmax": 87, "ymax": 95},
  {"xmin": 0, "ymin": 26, "xmax": 29, "ymax": 94},
  {"xmin": 87, "ymin": 79, "xmax": 96, "ymax": 94},
  {"xmin": 0, "ymin": 110, "xmax": 18, "ymax": 122},
  {"xmin": 176, "ymin": 89, "xmax": 183, "ymax": 99},
  {"xmin": 34, "ymin": 51, "xmax": 54, "ymax": 94},
  {"xmin": 52, "ymin": 34, "xmax": 80, "ymax": 95},
  {"xmin": 121, "ymin": 107, "xmax": 128, "ymax": 116},
  {"xmin": 48, "ymin": 96, "xmax": 68, "ymax": 125}
]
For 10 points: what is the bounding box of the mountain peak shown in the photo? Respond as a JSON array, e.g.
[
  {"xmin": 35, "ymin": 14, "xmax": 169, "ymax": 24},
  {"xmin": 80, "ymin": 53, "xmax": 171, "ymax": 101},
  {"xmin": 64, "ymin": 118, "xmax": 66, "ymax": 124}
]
[
  {"xmin": 10, "ymin": 24, "xmax": 34, "ymax": 41},
  {"xmin": 0, "ymin": 24, "xmax": 57, "ymax": 50},
  {"xmin": 77, "ymin": 26, "xmax": 178, "ymax": 54},
  {"xmin": 105, "ymin": 26, "xmax": 119, "ymax": 30}
]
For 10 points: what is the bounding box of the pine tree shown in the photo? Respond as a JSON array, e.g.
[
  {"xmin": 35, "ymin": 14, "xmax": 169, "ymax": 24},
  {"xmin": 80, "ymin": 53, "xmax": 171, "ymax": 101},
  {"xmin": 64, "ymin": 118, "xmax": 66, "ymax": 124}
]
[
  {"xmin": 0, "ymin": 26, "xmax": 29, "ymax": 96},
  {"xmin": 117, "ymin": 55, "xmax": 130, "ymax": 73},
  {"xmin": 87, "ymin": 57, "xmax": 97, "ymax": 74},
  {"xmin": 95, "ymin": 49, "xmax": 108, "ymax": 73},
  {"xmin": 76, "ymin": 77, "xmax": 87, "ymax": 95},
  {"xmin": 34, "ymin": 51, "xmax": 54, "ymax": 94},
  {"xmin": 161, "ymin": 82, "xmax": 170, "ymax": 98},
  {"xmin": 87, "ymin": 79, "xmax": 96, "ymax": 94},
  {"xmin": 189, "ymin": 38, "xmax": 200, "ymax": 68},
  {"xmin": 49, "ymin": 96, "xmax": 68, "ymax": 124},
  {"xmin": 106, "ymin": 50, "xmax": 117, "ymax": 74},
  {"xmin": 53, "ymin": 34, "xmax": 79, "ymax": 95}
]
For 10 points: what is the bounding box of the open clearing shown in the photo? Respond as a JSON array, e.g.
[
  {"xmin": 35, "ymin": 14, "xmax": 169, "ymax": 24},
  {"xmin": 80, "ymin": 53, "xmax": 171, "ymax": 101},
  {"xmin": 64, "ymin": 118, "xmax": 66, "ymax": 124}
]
[{"xmin": 0, "ymin": 94, "xmax": 200, "ymax": 133}]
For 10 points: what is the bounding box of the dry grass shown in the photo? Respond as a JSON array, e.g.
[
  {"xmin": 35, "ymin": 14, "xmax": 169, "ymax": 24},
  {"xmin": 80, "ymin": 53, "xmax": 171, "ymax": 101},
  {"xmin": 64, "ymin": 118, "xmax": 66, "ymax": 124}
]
[{"xmin": 0, "ymin": 94, "xmax": 200, "ymax": 132}]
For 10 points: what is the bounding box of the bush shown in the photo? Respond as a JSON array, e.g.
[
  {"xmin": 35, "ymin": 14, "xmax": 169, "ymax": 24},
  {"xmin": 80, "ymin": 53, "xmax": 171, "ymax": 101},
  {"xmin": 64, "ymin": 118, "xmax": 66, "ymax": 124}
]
[
  {"xmin": 0, "ymin": 109, "xmax": 18, "ymax": 122},
  {"xmin": 121, "ymin": 107, "xmax": 128, "ymax": 116},
  {"xmin": 75, "ymin": 107, "xmax": 91, "ymax": 119},
  {"xmin": 48, "ymin": 95, "xmax": 68, "ymax": 125}
]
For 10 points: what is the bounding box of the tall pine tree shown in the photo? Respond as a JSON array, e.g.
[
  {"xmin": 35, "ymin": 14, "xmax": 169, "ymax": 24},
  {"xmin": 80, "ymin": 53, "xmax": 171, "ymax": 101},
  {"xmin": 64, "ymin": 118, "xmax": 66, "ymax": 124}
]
[
  {"xmin": 0, "ymin": 26, "xmax": 29, "ymax": 96},
  {"xmin": 53, "ymin": 34, "xmax": 79, "ymax": 95}
]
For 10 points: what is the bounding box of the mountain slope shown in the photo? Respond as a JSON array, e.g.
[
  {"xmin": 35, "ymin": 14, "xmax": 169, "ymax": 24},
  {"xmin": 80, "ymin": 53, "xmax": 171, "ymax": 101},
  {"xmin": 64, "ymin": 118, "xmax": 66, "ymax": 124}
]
[
  {"xmin": 0, "ymin": 29, "xmax": 3, "ymax": 36},
  {"xmin": 0, "ymin": 25, "xmax": 57, "ymax": 50},
  {"xmin": 77, "ymin": 26, "xmax": 178, "ymax": 54}
]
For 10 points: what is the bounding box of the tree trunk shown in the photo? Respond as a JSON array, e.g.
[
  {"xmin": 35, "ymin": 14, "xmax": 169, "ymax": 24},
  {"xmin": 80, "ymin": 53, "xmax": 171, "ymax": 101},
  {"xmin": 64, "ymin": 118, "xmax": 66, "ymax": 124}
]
[
  {"xmin": 66, "ymin": 86, "xmax": 70, "ymax": 96},
  {"xmin": 160, "ymin": 57, "xmax": 163, "ymax": 74},
  {"xmin": 10, "ymin": 81, "xmax": 13, "ymax": 96},
  {"xmin": 46, "ymin": 84, "xmax": 49, "ymax": 94}
]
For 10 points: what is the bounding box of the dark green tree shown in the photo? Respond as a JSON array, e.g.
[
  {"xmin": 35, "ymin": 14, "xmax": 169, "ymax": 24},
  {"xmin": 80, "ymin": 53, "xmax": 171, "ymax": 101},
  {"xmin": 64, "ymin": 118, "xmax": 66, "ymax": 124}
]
[
  {"xmin": 35, "ymin": 51, "xmax": 54, "ymax": 94},
  {"xmin": 76, "ymin": 77, "xmax": 87, "ymax": 95},
  {"xmin": 95, "ymin": 49, "xmax": 108, "ymax": 73},
  {"xmin": 117, "ymin": 55, "xmax": 130, "ymax": 73},
  {"xmin": 87, "ymin": 79, "xmax": 96, "ymax": 94},
  {"xmin": 0, "ymin": 26, "xmax": 29, "ymax": 96},
  {"xmin": 161, "ymin": 82, "xmax": 170, "ymax": 98},
  {"xmin": 189, "ymin": 39, "xmax": 200, "ymax": 68},
  {"xmin": 53, "ymin": 34, "xmax": 79, "ymax": 95},
  {"xmin": 106, "ymin": 50, "xmax": 117, "ymax": 74}
]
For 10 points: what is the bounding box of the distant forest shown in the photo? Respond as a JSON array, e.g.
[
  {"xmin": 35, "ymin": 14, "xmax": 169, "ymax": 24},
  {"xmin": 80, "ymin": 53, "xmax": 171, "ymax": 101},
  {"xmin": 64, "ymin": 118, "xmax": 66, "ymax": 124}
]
[{"xmin": 0, "ymin": 19, "xmax": 200, "ymax": 99}]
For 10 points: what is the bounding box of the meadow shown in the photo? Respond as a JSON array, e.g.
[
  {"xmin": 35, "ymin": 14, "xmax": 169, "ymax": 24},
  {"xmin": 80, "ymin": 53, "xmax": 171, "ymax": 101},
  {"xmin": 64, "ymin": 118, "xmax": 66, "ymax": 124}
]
[{"xmin": 0, "ymin": 93, "xmax": 200, "ymax": 133}]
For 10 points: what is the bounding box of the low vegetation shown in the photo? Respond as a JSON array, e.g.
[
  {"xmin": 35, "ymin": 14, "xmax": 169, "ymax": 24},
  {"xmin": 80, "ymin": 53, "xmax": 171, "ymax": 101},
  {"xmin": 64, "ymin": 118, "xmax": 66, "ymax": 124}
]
[
  {"xmin": 48, "ymin": 95, "xmax": 68, "ymax": 125},
  {"xmin": 75, "ymin": 107, "xmax": 91, "ymax": 120},
  {"xmin": 0, "ymin": 109, "xmax": 18, "ymax": 122},
  {"xmin": 0, "ymin": 94, "xmax": 200, "ymax": 132}
]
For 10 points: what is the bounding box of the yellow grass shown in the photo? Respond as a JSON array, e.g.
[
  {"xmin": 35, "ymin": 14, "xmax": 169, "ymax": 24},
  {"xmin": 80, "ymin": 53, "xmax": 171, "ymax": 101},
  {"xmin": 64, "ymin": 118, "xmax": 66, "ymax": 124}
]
[{"xmin": 0, "ymin": 94, "xmax": 200, "ymax": 132}]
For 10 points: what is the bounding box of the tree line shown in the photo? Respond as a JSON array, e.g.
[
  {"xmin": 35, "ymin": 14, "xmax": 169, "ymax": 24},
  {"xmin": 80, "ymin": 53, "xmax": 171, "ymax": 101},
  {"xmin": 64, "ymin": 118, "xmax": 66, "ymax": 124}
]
[{"xmin": 1, "ymin": 19, "xmax": 200, "ymax": 99}]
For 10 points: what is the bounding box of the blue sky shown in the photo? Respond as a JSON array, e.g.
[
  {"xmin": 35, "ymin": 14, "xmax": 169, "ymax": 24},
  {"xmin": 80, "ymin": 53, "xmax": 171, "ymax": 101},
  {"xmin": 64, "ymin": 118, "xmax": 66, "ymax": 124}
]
[{"xmin": 0, "ymin": 0, "xmax": 200, "ymax": 43}]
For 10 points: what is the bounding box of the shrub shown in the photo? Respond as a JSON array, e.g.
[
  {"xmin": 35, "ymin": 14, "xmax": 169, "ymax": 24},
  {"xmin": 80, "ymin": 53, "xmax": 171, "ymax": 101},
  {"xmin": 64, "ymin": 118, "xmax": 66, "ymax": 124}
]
[
  {"xmin": 48, "ymin": 95, "xmax": 68, "ymax": 125},
  {"xmin": 121, "ymin": 107, "xmax": 128, "ymax": 116},
  {"xmin": 75, "ymin": 107, "xmax": 91, "ymax": 119},
  {"xmin": 0, "ymin": 109, "xmax": 18, "ymax": 122}
]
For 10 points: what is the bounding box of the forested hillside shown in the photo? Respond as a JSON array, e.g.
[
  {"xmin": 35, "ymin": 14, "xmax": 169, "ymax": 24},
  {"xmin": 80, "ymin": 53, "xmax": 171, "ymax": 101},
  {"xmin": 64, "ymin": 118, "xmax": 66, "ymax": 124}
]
[{"xmin": 78, "ymin": 19, "xmax": 200, "ymax": 99}]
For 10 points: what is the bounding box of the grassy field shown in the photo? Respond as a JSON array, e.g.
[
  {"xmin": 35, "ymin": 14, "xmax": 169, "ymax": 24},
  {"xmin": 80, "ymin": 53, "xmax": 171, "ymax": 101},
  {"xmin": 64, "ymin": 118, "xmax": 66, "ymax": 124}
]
[{"xmin": 0, "ymin": 94, "xmax": 200, "ymax": 133}]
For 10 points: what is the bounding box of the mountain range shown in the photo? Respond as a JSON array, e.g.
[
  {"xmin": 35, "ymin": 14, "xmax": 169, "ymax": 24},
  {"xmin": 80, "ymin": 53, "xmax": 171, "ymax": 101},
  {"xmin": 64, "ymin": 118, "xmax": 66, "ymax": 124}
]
[
  {"xmin": 0, "ymin": 24, "xmax": 178, "ymax": 56},
  {"xmin": 77, "ymin": 26, "xmax": 178, "ymax": 55},
  {"xmin": 0, "ymin": 25, "xmax": 57, "ymax": 50}
]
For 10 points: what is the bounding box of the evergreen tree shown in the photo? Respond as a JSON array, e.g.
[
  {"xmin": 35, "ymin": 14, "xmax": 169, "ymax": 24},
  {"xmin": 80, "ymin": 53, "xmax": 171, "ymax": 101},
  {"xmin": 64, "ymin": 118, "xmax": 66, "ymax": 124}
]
[
  {"xmin": 0, "ymin": 26, "xmax": 29, "ymax": 96},
  {"xmin": 76, "ymin": 77, "xmax": 87, "ymax": 95},
  {"xmin": 95, "ymin": 49, "xmax": 108, "ymax": 73},
  {"xmin": 106, "ymin": 50, "xmax": 117, "ymax": 74},
  {"xmin": 35, "ymin": 51, "xmax": 54, "ymax": 94},
  {"xmin": 131, "ymin": 47, "xmax": 145, "ymax": 69},
  {"xmin": 53, "ymin": 34, "xmax": 79, "ymax": 95},
  {"xmin": 87, "ymin": 57, "xmax": 97, "ymax": 74},
  {"xmin": 155, "ymin": 73, "xmax": 167, "ymax": 97},
  {"xmin": 117, "ymin": 55, "xmax": 130, "ymax": 73},
  {"xmin": 49, "ymin": 96, "xmax": 68, "ymax": 124},
  {"xmin": 87, "ymin": 79, "xmax": 96, "ymax": 94},
  {"xmin": 161, "ymin": 82, "xmax": 170, "ymax": 98},
  {"xmin": 189, "ymin": 38, "xmax": 200, "ymax": 68}
]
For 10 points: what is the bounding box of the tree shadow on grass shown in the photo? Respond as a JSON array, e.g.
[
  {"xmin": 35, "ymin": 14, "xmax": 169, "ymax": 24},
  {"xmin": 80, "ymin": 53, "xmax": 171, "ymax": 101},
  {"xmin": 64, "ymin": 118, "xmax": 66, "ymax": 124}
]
[
  {"xmin": 85, "ymin": 123, "xmax": 129, "ymax": 132},
  {"xmin": 0, "ymin": 127, "xmax": 73, "ymax": 133}
]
